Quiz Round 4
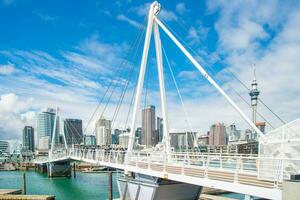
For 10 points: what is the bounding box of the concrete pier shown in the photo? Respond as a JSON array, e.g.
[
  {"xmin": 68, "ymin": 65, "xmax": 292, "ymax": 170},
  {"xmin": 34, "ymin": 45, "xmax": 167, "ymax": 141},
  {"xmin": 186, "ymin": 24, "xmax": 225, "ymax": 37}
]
[
  {"xmin": 118, "ymin": 173, "xmax": 202, "ymax": 200},
  {"xmin": 48, "ymin": 161, "xmax": 71, "ymax": 178}
]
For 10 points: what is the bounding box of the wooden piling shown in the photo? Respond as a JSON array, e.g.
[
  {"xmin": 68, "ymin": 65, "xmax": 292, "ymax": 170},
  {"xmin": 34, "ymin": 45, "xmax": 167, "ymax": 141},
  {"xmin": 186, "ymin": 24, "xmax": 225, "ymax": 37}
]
[
  {"xmin": 108, "ymin": 171, "xmax": 113, "ymax": 200},
  {"xmin": 22, "ymin": 173, "xmax": 26, "ymax": 195},
  {"xmin": 73, "ymin": 163, "xmax": 76, "ymax": 178}
]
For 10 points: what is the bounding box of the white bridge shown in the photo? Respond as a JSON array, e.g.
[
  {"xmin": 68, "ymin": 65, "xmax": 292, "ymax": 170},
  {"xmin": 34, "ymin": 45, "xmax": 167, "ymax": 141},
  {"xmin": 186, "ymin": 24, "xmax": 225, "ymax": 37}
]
[
  {"xmin": 35, "ymin": 2, "xmax": 300, "ymax": 200},
  {"xmin": 35, "ymin": 146, "xmax": 300, "ymax": 200}
]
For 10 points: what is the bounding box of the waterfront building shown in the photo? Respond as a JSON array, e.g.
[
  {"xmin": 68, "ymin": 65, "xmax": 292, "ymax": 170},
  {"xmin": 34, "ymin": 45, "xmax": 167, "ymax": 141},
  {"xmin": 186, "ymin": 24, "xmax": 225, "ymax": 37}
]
[
  {"xmin": 141, "ymin": 105, "xmax": 156, "ymax": 147},
  {"xmin": 64, "ymin": 119, "xmax": 83, "ymax": 146},
  {"xmin": 83, "ymin": 135, "xmax": 96, "ymax": 146},
  {"xmin": 0, "ymin": 140, "xmax": 9, "ymax": 155},
  {"xmin": 119, "ymin": 133, "xmax": 129, "ymax": 148},
  {"xmin": 198, "ymin": 134, "xmax": 209, "ymax": 145},
  {"xmin": 22, "ymin": 126, "xmax": 35, "ymax": 152},
  {"xmin": 135, "ymin": 127, "xmax": 142, "ymax": 144},
  {"xmin": 112, "ymin": 129, "xmax": 122, "ymax": 145},
  {"xmin": 39, "ymin": 136, "xmax": 50, "ymax": 150},
  {"xmin": 37, "ymin": 108, "xmax": 59, "ymax": 149},
  {"xmin": 170, "ymin": 131, "xmax": 195, "ymax": 150},
  {"xmin": 227, "ymin": 124, "xmax": 241, "ymax": 144},
  {"xmin": 95, "ymin": 117, "xmax": 112, "ymax": 146},
  {"xmin": 156, "ymin": 117, "xmax": 163, "ymax": 143},
  {"xmin": 209, "ymin": 123, "xmax": 227, "ymax": 145}
]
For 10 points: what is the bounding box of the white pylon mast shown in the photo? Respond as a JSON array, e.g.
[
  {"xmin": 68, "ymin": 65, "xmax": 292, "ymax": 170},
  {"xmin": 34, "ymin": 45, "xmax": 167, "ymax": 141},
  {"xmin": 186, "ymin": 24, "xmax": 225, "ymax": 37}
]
[
  {"xmin": 50, "ymin": 106, "xmax": 58, "ymax": 159},
  {"xmin": 127, "ymin": 1, "xmax": 164, "ymax": 154},
  {"xmin": 153, "ymin": 21, "xmax": 170, "ymax": 153}
]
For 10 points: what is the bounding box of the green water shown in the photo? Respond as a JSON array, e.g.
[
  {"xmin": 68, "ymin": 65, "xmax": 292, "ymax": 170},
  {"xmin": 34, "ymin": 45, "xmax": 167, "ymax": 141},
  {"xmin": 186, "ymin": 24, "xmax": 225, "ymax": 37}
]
[{"xmin": 0, "ymin": 171, "xmax": 120, "ymax": 200}]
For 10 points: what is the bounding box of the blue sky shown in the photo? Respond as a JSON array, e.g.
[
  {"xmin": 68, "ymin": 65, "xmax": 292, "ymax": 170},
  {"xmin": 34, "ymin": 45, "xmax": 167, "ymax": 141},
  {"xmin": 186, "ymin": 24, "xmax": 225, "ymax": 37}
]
[{"xmin": 1, "ymin": 0, "xmax": 300, "ymax": 142}]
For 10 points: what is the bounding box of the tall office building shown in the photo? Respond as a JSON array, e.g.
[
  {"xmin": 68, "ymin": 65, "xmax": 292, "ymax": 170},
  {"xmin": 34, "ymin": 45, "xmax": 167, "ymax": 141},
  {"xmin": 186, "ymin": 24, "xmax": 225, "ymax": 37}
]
[
  {"xmin": 0, "ymin": 140, "xmax": 9, "ymax": 155},
  {"xmin": 37, "ymin": 108, "xmax": 59, "ymax": 150},
  {"xmin": 141, "ymin": 105, "xmax": 156, "ymax": 147},
  {"xmin": 227, "ymin": 124, "xmax": 241, "ymax": 143},
  {"xmin": 156, "ymin": 117, "xmax": 163, "ymax": 143},
  {"xmin": 22, "ymin": 126, "xmax": 35, "ymax": 152},
  {"xmin": 113, "ymin": 129, "xmax": 122, "ymax": 145},
  {"xmin": 83, "ymin": 135, "xmax": 96, "ymax": 146},
  {"xmin": 95, "ymin": 117, "xmax": 112, "ymax": 146},
  {"xmin": 209, "ymin": 123, "xmax": 227, "ymax": 145},
  {"xmin": 170, "ymin": 131, "xmax": 195, "ymax": 149},
  {"xmin": 64, "ymin": 119, "xmax": 83, "ymax": 146},
  {"xmin": 119, "ymin": 133, "xmax": 129, "ymax": 148}
]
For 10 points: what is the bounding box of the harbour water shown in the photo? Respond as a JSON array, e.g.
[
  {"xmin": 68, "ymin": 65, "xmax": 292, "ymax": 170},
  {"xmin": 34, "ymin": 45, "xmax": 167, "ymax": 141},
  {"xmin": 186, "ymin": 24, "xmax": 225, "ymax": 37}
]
[
  {"xmin": 0, "ymin": 171, "xmax": 250, "ymax": 199},
  {"xmin": 0, "ymin": 171, "xmax": 120, "ymax": 200}
]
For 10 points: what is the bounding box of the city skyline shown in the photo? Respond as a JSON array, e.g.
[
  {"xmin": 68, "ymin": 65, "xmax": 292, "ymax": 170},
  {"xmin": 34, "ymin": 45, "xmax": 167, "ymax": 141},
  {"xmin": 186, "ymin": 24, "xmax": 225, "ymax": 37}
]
[{"xmin": 1, "ymin": 0, "xmax": 300, "ymax": 147}]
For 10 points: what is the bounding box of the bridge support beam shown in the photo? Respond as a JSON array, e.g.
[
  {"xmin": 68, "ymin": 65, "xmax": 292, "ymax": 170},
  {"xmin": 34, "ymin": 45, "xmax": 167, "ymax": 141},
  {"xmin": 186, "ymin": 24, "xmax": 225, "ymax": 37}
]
[
  {"xmin": 282, "ymin": 180, "xmax": 300, "ymax": 200},
  {"xmin": 48, "ymin": 161, "xmax": 71, "ymax": 178},
  {"xmin": 118, "ymin": 173, "xmax": 202, "ymax": 200},
  {"xmin": 36, "ymin": 163, "xmax": 47, "ymax": 174}
]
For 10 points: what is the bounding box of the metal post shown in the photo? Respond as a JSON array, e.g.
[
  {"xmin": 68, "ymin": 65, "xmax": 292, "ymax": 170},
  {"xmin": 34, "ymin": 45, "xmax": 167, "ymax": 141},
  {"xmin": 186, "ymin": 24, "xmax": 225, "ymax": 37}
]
[
  {"xmin": 153, "ymin": 21, "xmax": 171, "ymax": 154},
  {"xmin": 108, "ymin": 171, "xmax": 113, "ymax": 200},
  {"xmin": 22, "ymin": 173, "xmax": 26, "ymax": 195}
]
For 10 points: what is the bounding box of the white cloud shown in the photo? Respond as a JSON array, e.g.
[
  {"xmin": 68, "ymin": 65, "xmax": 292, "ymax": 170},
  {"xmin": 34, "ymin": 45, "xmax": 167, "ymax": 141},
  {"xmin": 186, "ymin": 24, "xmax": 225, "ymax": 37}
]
[
  {"xmin": 117, "ymin": 14, "xmax": 143, "ymax": 29},
  {"xmin": 0, "ymin": 34, "xmax": 137, "ymax": 141},
  {"xmin": 0, "ymin": 63, "xmax": 15, "ymax": 75},
  {"xmin": 200, "ymin": 0, "xmax": 300, "ymax": 130},
  {"xmin": 178, "ymin": 70, "xmax": 198, "ymax": 80},
  {"xmin": 176, "ymin": 3, "xmax": 188, "ymax": 15},
  {"xmin": 0, "ymin": 93, "xmax": 34, "ymax": 140},
  {"xmin": 187, "ymin": 25, "xmax": 209, "ymax": 46},
  {"xmin": 206, "ymin": 0, "xmax": 291, "ymax": 52},
  {"xmin": 217, "ymin": 19, "xmax": 267, "ymax": 51}
]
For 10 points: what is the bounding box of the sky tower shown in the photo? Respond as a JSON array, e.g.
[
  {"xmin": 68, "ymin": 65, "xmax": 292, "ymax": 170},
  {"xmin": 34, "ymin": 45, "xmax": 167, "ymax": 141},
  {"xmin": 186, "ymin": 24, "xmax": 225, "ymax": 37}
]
[{"xmin": 249, "ymin": 70, "xmax": 260, "ymax": 124}]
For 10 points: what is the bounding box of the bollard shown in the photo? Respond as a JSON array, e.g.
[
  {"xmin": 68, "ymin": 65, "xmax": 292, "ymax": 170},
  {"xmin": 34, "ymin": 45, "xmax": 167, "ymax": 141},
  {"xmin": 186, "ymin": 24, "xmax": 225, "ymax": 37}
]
[
  {"xmin": 108, "ymin": 171, "xmax": 113, "ymax": 200},
  {"xmin": 22, "ymin": 173, "xmax": 26, "ymax": 195}
]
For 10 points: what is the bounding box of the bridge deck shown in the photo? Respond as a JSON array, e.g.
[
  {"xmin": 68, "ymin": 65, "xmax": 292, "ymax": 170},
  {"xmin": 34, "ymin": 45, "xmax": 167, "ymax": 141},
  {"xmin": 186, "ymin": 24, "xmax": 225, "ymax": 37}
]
[{"xmin": 34, "ymin": 148, "xmax": 292, "ymax": 200}]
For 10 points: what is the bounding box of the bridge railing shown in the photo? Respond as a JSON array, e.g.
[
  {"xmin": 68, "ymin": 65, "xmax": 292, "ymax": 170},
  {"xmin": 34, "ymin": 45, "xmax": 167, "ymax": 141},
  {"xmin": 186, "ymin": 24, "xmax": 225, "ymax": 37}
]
[{"xmin": 47, "ymin": 147, "xmax": 300, "ymax": 185}]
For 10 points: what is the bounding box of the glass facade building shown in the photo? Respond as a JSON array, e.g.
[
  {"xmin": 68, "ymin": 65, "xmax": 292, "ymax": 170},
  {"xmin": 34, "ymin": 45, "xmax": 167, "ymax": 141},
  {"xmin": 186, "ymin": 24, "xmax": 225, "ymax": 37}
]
[
  {"xmin": 37, "ymin": 108, "xmax": 59, "ymax": 149},
  {"xmin": 22, "ymin": 126, "xmax": 35, "ymax": 152}
]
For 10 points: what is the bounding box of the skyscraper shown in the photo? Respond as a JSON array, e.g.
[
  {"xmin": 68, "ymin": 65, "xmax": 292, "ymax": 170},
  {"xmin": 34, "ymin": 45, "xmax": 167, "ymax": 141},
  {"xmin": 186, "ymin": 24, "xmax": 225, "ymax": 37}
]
[
  {"xmin": 141, "ymin": 105, "xmax": 156, "ymax": 147},
  {"xmin": 113, "ymin": 129, "xmax": 122, "ymax": 145},
  {"xmin": 0, "ymin": 140, "xmax": 9, "ymax": 155},
  {"xmin": 170, "ymin": 131, "xmax": 195, "ymax": 150},
  {"xmin": 64, "ymin": 119, "xmax": 83, "ymax": 146},
  {"xmin": 95, "ymin": 117, "xmax": 112, "ymax": 146},
  {"xmin": 209, "ymin": 123, "xmax": 226, "ymax": 145},
  {"xmin": 37, "ymin": 108, "xmax": 59, "ymax": 150},
  {"xmin": 22, "ymin": 126, "xmax": 35, "ymax": 152},
  {"xmin": 227, "ymin": 124, "xmax": 241, "ymax": 143},
  {"xmin": 156, "ymin": 117, "xmax": 163, "ymax": 143},
  {"xmin": 119, "ymin": 133, "xmax": 129, "ymax": 148},
  {"xmin": 83, "ymin": 135, "xmax": 96, "ymax": 146}
]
